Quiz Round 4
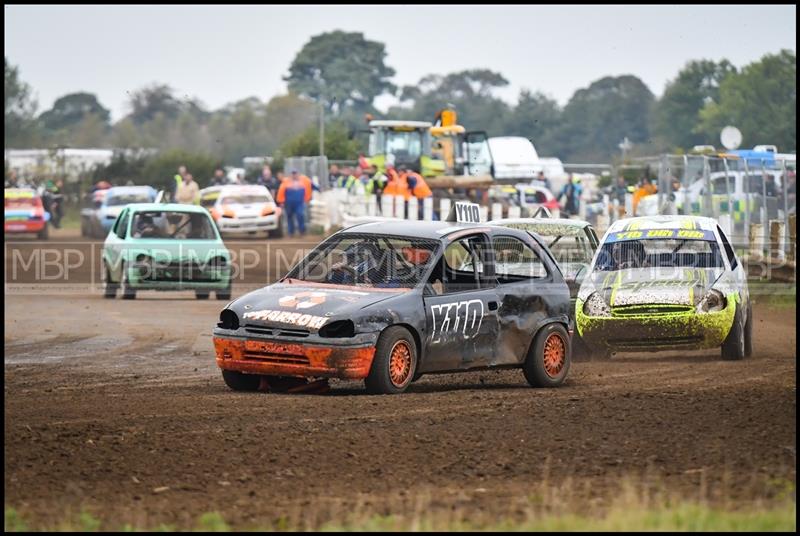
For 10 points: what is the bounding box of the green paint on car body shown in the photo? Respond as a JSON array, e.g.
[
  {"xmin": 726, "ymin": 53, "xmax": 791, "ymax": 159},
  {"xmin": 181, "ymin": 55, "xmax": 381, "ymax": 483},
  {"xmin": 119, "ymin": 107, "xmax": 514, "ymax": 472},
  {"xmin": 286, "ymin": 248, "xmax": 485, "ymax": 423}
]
[{"xmin": 576, "ymin": 292, "xmax": 737, "ymax": 351}]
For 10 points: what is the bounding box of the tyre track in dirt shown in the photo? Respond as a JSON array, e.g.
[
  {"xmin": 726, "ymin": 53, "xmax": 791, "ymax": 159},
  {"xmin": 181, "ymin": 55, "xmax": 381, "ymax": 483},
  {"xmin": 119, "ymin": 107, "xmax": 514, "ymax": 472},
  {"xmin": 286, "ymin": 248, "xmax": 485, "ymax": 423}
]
[{"xmin": 4, "ymin": 232, "xmax": 796, "ymax": 529}]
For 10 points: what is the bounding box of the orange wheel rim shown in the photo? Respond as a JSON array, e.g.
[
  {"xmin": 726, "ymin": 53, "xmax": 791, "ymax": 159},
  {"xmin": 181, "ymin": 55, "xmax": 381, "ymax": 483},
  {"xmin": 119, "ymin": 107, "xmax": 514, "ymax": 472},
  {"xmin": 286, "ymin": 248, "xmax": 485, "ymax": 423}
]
[
  {"xmin": 543, "ymin": 333, "xmax": 566, "ymax": 378},
  {"xmin": 389, "ymin": 341, "xmax": 412, "ymax": 387}
]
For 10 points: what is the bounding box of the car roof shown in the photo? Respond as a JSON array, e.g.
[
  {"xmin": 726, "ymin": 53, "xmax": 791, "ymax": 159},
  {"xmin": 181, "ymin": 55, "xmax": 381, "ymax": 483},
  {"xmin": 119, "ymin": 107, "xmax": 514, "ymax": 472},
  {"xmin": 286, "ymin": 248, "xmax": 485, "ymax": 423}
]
[
  {"xmin": 201, "ymin": 184, "xmax": 269, "ymax": 193},
  {"xmin": 339, "ymin": 220, "xmax": 495, "ymax": 240},
  {"xmin": 607, "ymin": 215, "xmax": 718, "ymax": 233},
  {"xmin": 489, "ymin": 218, "xmax": 591, "ymax": 234},
  {"xmin": 107, "ymin": 185, "xmax": 155, "ymax": 194},
  {"xmin": 124, "ymin": 203, "xmax": 210, "ymax": 214}
]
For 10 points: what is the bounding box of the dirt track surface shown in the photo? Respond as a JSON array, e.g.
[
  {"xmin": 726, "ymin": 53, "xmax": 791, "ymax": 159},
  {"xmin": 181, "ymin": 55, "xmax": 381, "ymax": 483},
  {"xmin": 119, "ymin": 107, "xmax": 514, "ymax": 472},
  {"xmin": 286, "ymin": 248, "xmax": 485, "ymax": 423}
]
[{"xmin": 4, "ymin": 230, "xmax": 797, "ymax": 529}]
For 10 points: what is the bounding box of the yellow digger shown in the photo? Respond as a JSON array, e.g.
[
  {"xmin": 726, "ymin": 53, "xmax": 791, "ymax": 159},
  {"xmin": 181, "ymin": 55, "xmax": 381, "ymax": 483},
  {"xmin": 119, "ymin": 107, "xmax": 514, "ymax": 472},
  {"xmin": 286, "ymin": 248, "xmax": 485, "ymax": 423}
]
[{"xmin": 361, "ymin": 107, "xmax": 493, "ymax": 182}]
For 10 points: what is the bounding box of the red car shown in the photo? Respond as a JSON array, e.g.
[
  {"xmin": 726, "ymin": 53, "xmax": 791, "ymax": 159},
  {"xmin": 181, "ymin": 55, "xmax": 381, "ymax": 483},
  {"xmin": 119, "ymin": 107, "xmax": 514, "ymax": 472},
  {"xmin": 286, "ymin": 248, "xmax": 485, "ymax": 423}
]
[{"xmin": 5, "ymin": 188, "xmax": 50, "ymax": 239}]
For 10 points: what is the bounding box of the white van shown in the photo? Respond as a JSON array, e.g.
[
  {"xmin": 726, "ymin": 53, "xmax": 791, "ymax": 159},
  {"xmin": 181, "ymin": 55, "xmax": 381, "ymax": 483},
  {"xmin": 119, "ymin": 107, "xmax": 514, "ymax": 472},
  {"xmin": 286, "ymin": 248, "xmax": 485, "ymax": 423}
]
[{"xmin": 487, "ymin": 137, "xmax": 539, "ymax": 180}]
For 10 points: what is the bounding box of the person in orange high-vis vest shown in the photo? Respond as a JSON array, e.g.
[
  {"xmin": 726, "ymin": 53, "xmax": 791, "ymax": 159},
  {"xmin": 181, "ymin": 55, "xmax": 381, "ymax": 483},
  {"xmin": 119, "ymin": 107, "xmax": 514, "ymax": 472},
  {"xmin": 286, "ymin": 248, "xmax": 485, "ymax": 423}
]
[
  {"xmin": 277, "ymin": 171, "xmax": 313, "ymax": 204},
  {"xmin": 403, "ymin": 170, "xmax": 432, "ymax": 200}
]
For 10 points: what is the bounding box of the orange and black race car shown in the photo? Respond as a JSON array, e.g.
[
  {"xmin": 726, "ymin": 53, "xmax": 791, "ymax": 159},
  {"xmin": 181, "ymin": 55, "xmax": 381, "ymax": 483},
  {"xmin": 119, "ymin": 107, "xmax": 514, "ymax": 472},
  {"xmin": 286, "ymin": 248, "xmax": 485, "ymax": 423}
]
[{"xmin": 213, "ymin": 211, "xmax": 572, "ymax": 394}]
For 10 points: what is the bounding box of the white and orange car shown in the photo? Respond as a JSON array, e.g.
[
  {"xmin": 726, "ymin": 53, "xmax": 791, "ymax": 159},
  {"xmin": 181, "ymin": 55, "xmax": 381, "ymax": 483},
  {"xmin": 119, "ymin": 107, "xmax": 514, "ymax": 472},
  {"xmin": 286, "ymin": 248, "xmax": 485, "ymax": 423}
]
[{"xmin": 199, "ymin": 185, "xmax": 283, "ymax": 238}]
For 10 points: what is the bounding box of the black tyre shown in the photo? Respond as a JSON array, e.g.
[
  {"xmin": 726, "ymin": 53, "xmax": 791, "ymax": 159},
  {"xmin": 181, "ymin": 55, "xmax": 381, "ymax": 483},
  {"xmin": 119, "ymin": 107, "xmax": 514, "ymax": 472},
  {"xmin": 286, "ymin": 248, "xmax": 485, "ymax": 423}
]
[
  {"xmin": 103, "ymin": 264, "xmax": 118, "ymax": 299},
  {"xmin": 523, "ymin": 323, "xmax": 571, "ymax": 388},
  {"xmin": 195, "ymin": 290, "xmax": 210, "ymax": 300},
  {"xmin": 37, "ymin": 223, "xmax": 49, "ymax": 240},
  {"xmin": 269, "ymin": 218, "xmax": 284, "ymax": 238},
  {"xmin": 216, "ymin": 284, "xmax": 232, "ymax": 300},
  {"xmin": 721, "ymin": 306, "xmax": 746, "ymax": 361},
  {"xmin": 365, "ymin": 326, "xmax": 417, "ymax": 395},
  {"xmin": 80, "ymin": 218, "xmax": 88, "ymax": 237},
  {"xmin": 744, "ymin": 302, "xmax": 753, "ymax": 358},
  {"xmin": 221, "ymin": 370, "xmax": 261, "ymax": 392},
  {"xmin": 120, "ymin": 263, "xmax": 136, "ymax": 300}
]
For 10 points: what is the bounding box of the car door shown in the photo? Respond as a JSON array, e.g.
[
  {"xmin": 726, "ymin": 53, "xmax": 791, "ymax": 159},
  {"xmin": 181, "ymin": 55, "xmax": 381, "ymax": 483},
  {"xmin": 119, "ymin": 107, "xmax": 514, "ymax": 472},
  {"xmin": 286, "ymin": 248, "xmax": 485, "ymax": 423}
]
[
  {"xmin": 717, "ymin": 224, "xmax": 748, "ymax": 304},
  {"xmin": 492, "ymin": 233, "xmax": 555, "ymax": 365},
  {"xmin": 104, "ymin": 208, "xmax": 130, "ymax": 281},
  {"xmin": 421, "ymin": 233, "xmax": 499, "ymax": 372}
]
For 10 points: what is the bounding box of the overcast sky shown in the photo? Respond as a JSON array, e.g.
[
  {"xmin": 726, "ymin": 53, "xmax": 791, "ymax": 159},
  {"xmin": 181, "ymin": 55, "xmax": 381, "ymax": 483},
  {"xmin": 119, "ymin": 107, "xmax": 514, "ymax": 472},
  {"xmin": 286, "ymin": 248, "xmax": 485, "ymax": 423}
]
[{"xmin": 5, "ymin": 4, "xmax": 797, "ymax": 122}]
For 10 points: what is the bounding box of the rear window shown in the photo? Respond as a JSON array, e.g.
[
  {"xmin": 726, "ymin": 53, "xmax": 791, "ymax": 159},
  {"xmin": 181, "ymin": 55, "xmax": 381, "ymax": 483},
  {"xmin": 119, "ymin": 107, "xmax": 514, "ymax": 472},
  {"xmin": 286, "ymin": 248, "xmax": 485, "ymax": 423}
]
[
  {"xmin": 221, "ymin": 194, "xmax": 272, "ymax": 205},
  {"xmin": 287, "ymin": 234, "xmax": 439, "ymax": 289}
]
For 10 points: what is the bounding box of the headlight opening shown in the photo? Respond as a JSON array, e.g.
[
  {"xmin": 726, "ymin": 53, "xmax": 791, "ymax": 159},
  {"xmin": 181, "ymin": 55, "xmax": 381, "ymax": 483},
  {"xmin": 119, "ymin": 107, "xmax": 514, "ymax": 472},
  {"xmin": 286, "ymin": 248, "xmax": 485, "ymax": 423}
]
[
  {"xmin": 697, "ymin": 289, "xmax": 726, "ymax": 313},
  {"xmin": 583, "ymin": 292, "xmax": 611, "ymax": 317}
]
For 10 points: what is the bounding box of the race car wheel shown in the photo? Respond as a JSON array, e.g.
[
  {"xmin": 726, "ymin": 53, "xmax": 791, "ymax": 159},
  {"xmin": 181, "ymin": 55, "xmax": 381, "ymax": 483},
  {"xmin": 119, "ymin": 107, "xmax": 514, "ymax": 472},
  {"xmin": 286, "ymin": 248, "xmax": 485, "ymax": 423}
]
[
  {"xmin": 195, "ymin": 290, "xmax": 210, "ymax": 300},
  {"xmin": 103, "ymin": 264, "xmax": 118, "ymax": 299},
  {"xmin": 744, "ymin": 302, "xmax": 753, "ymax": 358},
  {"xmin": 37, "ymin": 223, "xmax": 49, "ymax": 240},
  {"xmin": 523, "ymin": 323, "xmax": 571, "ymax": 388},
  {"xmin": 120, "ymin": 263, "xmax": 136, "ymax": 300},
  {"xmin": 221, "ymin": 370, "xmax": 261, "ymax": 392},
  {"xmin": 216, "ymin": 283, "xmax": 232, "ymax": 300},
  {"xmin": 366, "ymin": 326, "xmax": 417, "ymax": 395},
  {"xmin": 722, "ymin": 306, "xmax": 746, "ymax": 361},
  {"xmin": 269, "ymin": 218, "xmax": 284, "ymax": 238}
]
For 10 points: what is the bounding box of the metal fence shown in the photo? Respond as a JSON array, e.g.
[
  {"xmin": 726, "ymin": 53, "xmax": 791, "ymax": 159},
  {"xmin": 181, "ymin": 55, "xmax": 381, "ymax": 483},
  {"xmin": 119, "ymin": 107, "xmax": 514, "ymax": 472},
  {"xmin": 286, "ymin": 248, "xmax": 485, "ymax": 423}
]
[
  {"xmin": 637, "ymin": 154, "xmax": 795, "ymax": 254},
  {"xmin": 284, "ymin": 156, "xmax": 329, "ymax": 190}
]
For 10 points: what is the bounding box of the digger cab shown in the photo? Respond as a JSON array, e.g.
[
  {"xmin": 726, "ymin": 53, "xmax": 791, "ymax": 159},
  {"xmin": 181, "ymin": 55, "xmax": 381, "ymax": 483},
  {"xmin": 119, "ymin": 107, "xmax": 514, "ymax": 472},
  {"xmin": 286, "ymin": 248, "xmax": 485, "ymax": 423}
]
[{"xmin": 366, "ymin": 120, "xmax": 440, "ymax": 176}]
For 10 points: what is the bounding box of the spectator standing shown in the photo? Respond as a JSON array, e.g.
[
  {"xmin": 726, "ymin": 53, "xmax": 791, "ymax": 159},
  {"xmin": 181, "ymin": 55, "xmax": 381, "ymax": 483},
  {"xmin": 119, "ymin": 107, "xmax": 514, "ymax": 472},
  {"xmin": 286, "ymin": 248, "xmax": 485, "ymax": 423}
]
[
  {"xmin": 365, "ymin": 165, "xmax": 388, "ymax": 213},
  {"xmin": 211, "ymin": 168, "xmax": 226, "ymax": 186},
  {"xmin": 536, "ymin": 170, "xmax": 552, "ymax": 191},
  {"xmin": 632, "ymin": 176, "xmax": 657, "ymax": 216},
  {"xmin": 175, "ymin": 173, "xmax": 199, "ymax": 204},
  {"xmin": 276, "ymin": 169, "xmax": 308, "ymax": 236},
  {"xmin": 328, "ymin": 164, "xmax": 343, "ymax": 189},
  {"xmin": 558, "ymin": 173, "xmax": 581, "ymax": 217},
  {"xmin": 258, "ymin": 165, "xmax": 281, "ymax": 199},
  {"xmin": 171, "ymin": 165, "xmax": 187, "ymax": 202}
]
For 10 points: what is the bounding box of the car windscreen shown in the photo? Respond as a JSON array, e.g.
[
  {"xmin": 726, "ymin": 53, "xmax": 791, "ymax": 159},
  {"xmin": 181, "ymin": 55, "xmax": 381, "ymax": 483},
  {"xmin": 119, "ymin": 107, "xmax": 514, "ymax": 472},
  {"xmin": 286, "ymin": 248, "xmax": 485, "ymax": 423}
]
[
  {"xmin": 221, "ymin": 194, "xmax": 272, "ymax": 205},
  {"xmin": 286, "ymin": 234, "xmax": 439, "ymax": 289},
  {"xmin": 130, "ymin": 211, "xmax": 216, "ymax": 240},
  {"xmin": 594, "ymin": 232, "xmax": 723, "ymax": 271},
  {"xmin": 107, "ymin": 193, "xmax": 153, "ymax": 206}
]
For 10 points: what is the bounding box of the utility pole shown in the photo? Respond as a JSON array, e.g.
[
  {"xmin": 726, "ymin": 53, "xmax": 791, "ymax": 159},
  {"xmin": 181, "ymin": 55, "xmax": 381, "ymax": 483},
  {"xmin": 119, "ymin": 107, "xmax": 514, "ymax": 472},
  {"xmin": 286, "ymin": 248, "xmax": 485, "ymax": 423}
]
[
  {"xmin": 319, "ymin": 99, "xmax": 325, "ymax": 158},
  {"xmin": 618, "ymin": 137, "xmax": 632, "ymax": 161}
]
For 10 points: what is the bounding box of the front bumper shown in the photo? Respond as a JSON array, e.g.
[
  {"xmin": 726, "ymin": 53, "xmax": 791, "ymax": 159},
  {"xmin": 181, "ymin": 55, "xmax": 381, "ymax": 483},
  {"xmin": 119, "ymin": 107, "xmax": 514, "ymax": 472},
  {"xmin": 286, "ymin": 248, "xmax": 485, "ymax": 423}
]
[
  {"xmin": 127, "ymin": 264, "xmax": 230, "ymax": 290},
  {"xmin": 575, "ymin": 296, "xmax": 736, "ymax": 352},
  {"xmin": 213, "ymin": 336, "xmax": 377, "ymax": 380},
  {"xmin": 217, "ymin": 214, "xmax": 279, "ymax": 234}
]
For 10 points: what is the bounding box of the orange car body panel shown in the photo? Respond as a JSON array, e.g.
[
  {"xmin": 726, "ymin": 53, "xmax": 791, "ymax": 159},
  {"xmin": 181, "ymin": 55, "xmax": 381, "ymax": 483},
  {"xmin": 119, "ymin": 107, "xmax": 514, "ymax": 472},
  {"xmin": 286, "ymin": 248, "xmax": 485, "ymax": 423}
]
[{"xmin": 214, "ymin": 337, "xmax": 376, "ymax": 380}]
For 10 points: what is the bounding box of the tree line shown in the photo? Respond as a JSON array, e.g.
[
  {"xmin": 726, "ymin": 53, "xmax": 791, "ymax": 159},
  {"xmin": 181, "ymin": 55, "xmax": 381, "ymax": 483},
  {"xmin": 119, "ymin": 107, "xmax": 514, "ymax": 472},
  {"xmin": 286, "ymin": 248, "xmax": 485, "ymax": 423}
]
[{"xmin": 5, "ymin": 31, "xmax": 796, "ymax": 174}]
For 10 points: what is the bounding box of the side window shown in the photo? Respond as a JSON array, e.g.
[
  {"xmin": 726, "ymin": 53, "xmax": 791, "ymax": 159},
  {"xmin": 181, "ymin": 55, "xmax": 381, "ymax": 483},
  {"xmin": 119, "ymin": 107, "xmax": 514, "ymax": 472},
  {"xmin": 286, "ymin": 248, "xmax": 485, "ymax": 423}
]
[
  {"xmin": 115, "ymin": 210, "xmax": 129, "ymax": 239},
  {"xmin": 493, "ymin": 235, "xmax": 547, "ymax": 283},
  {"xmin": 427, "ymin": 234, "xmax": 491, "ymax": 294},
  {"xmin": 717, "ymin": 226, "xmax": 738, "ymax": 270}
]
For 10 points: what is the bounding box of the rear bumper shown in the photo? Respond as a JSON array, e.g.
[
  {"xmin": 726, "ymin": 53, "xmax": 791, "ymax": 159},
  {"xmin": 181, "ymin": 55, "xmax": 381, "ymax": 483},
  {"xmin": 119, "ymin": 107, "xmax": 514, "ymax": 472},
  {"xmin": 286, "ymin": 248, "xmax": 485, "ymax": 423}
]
[
  {"xmin": 575, "ymin": 297, "xmax": 736, "ymax": 352},
  {"xmin": 214, "ymin": 336, "xmax": 376, "ymax": 380},
  {"xmin": 4, "ymin": 220, "xmax": 46, "ymax": 233}
]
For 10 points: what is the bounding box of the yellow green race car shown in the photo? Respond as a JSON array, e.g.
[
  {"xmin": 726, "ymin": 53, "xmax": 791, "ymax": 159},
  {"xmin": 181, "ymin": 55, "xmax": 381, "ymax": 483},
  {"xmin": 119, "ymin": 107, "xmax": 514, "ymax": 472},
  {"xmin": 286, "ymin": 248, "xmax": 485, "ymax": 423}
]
[{"xmin": 576, "ymin": 216, "xmax": 752, "ymax": 361}]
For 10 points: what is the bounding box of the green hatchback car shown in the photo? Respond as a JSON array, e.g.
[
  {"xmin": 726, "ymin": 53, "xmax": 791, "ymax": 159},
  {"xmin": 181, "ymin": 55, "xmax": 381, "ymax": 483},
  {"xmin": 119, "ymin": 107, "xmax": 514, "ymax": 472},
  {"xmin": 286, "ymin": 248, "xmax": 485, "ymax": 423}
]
[{"xmin": 101, "ymin": 203, "xmax": 232, "ymax": 300}]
